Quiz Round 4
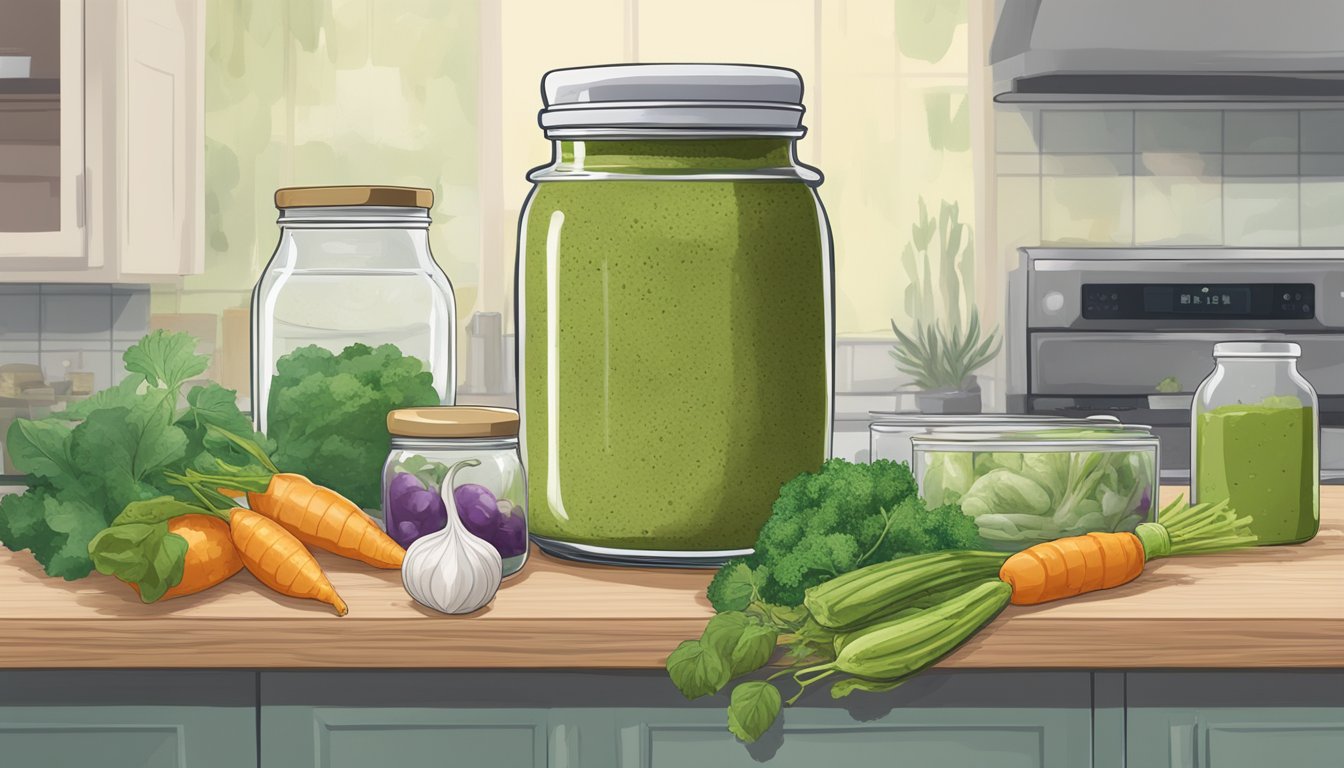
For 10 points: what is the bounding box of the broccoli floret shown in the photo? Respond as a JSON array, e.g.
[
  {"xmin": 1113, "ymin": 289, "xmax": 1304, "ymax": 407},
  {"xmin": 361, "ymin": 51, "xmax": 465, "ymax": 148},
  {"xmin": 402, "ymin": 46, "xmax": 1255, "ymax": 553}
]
[{"xmin": 707, "ymin": 459, "xmax": 982, "ymax": 611}]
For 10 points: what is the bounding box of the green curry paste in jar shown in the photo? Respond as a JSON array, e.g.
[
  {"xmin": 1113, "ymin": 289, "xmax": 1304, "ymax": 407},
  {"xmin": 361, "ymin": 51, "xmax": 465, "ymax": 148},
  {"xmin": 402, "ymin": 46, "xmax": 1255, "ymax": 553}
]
[
  {"xmin": 516, "ymin": 64, "xmax": 833, "ymax": 566},
  {"xmin": 1192, "ymin": 342, "xmax": 1320, "ymax": 545}
]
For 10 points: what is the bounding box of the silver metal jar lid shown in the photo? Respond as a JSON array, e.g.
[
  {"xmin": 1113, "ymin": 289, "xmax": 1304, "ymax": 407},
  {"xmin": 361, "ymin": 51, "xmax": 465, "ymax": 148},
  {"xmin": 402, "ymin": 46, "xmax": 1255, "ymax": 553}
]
[
  {"xmin": 1213, "ymin": 341, "xmax": 1302, "ymax": 358},
  {"xmin": 538, "ymin": 64, "xmax": 807, "ymax": 138}
]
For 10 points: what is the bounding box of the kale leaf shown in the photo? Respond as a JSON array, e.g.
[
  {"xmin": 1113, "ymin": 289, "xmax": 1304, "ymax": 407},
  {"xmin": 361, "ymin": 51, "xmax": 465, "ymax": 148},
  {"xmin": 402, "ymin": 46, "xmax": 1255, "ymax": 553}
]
[
  {"xmin": 265, "ymin": 343, "xmax": 441, "ymax": 509},
  {"xmin": 706, "ymin": 459, "xmax": 982, "ymax": 611},
  {"xmin": 0, "ymin": 331, "xmax": 258, "ymax": 580}
]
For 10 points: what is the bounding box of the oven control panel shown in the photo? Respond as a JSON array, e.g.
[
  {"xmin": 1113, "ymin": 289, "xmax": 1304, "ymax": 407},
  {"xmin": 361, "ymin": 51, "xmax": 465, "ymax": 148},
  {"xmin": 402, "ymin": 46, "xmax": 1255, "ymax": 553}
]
[{"xmin": 1082, "ymin": 283, "xmax": 1316, "ymax": 320}]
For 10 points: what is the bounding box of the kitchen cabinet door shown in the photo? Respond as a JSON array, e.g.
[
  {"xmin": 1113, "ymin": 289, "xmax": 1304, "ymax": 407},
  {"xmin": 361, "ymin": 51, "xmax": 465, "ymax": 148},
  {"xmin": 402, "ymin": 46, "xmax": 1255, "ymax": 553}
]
[
  {"xmin": 261, "ymin": 672, "xmax": 548, "ymax": 768},
  {"xmin": 1125, "ymin": 671, "xmax": 1344, "ymax": 768},
  {"xmin": 0, "ymin": 671, "xmax": 257, "ymax": 768},
  {"xmin": 612, "ymin": 672, "xmax": 1093, "ymax": 768},
  {"xmin": 0, "ymin": 0, "xmax": 85, "ymax": 262},
  {"xmin": 1, "ymin": 0, "xmax": 203, "ymax": 281}
]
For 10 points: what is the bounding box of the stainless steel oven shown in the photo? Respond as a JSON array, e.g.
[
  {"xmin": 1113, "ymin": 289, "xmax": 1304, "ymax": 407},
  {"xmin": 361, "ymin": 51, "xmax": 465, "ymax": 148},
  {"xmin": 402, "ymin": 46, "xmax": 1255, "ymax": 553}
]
[{"xmin": 1007, "ymin": 247, "xmax": 1344, "ymax": 479}]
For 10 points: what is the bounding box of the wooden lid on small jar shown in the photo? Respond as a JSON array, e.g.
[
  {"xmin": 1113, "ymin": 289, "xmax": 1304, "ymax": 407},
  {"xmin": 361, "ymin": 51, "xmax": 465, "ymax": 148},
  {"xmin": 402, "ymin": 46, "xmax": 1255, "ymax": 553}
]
[
  {"xmin": 387, "ymin": 407, "xmax": 519, "ymax": 438},
  {"xmin": 275, "ymin": 185, "xmax": 433, "ymax": 210}
]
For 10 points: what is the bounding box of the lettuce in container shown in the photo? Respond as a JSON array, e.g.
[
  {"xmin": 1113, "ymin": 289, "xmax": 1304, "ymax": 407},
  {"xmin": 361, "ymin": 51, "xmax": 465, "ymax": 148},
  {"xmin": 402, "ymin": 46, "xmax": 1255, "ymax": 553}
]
[{"xmin": 915, "ymin": 426, "xmax": 1158, "ymax": 549}]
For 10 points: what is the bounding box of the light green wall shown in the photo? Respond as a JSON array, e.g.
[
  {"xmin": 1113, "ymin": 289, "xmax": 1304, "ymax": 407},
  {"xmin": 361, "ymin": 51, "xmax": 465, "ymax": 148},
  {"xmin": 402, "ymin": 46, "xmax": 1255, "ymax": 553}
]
[{"xmin": 158, "ymin": 0, "xmax": 481, "ymax": 376}]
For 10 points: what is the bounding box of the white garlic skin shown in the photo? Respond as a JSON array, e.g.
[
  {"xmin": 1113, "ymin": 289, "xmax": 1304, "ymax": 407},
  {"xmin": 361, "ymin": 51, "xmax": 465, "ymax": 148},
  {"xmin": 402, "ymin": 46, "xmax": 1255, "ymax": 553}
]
[{"xmin": 401, "ymin": 459, "xmax": 503, "ymax": 615}]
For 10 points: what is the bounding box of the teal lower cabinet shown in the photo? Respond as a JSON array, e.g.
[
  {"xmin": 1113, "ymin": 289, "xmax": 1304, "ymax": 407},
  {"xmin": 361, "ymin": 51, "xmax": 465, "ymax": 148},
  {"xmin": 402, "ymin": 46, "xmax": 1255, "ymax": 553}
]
[
  {"xmin": 0, "ymin": 671, "xmax": 257, "ymax": 768},
  {"xmin": 1125, "ymin": 671, "xmax": 1344, "ymax": 768},
  {"xmin": 259, "ymin": 671, "xmax": 1093, "ymax": 768}
]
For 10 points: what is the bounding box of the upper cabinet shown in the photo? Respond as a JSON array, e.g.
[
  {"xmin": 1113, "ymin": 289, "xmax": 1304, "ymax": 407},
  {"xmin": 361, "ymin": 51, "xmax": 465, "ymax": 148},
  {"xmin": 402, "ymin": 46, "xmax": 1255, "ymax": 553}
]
[{"xmin": 0, "ymin": 0, "xmax": 202, "ymax": 282}]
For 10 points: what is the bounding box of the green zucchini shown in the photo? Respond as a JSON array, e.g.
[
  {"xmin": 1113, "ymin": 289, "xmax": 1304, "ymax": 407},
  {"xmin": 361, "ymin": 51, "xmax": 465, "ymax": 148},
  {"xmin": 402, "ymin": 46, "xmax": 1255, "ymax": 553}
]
[{"xmin": 803, "ymin": 550, "xmax": 1009, "ymax": 630}]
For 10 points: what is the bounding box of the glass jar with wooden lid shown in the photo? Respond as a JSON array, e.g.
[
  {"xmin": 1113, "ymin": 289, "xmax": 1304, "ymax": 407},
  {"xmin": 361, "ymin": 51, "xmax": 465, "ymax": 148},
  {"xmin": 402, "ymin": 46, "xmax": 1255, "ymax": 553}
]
[
  {"xmin": 383, "ymin": 407, "xmax": 527, "ymax": 576},
  {"xmin": 251, "ymin": 185, "xmax": 457, "ymax": 434}
]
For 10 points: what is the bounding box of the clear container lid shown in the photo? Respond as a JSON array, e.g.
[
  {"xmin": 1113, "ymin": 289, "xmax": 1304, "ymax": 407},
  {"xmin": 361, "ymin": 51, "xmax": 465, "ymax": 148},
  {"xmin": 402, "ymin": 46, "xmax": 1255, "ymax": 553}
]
[
  {"xmin": 912, "ymin": 422, "xmax": 1157, "ymax": 449},
  {"xmin": 1212, "ymin": 341, "xmax": 1301, "ymax": 358},
  {"xmin": 869, "ymin": 414, "xmax": 1119, "ymax": 432}
]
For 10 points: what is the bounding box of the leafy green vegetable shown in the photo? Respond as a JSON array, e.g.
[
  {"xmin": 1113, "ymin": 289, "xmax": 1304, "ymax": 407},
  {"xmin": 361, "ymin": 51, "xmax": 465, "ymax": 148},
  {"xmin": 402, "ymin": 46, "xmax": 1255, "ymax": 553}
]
[
  {"xmin": 87, "ymin": 522, "xmax": 189, "ymax": 603},
  {"xmin": 707, "ymin": 459, "xmax": 982, "ymax": 611},
  {"xmin": 1156, "ymin": 376, "xmax": 1181, "ymax": 393},
  {"xmin": 666, "ymin": 640, "xmax": 731, "ymax": 700},
  {"xmin": 922, "ymin": 446, "xmax": 1155, "ymax": 546},
  {"xmin": 394, "ymin": 455, "xmax": 450, "ymax": 491},
  {"xmin": 727, "ymin": 682, "xmax": 782, "ymax": 743},
  {"xmin": 699, "ymin": 612, "xmax": 779, "ymax": 678},
  {"xmin": 265, "ymin": 343, "xmax": 441, "ymax": 509},
  {"xmin": 0, "ymin": 331, "xmax": 261, "ymax": 580}
]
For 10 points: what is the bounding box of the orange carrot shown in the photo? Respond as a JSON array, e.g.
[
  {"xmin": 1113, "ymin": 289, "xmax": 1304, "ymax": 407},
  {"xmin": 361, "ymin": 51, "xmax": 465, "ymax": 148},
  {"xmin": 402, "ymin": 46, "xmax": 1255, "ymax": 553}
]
[
  {"xmin": 126, "ymin": 515, "xmax": 243, "ymax": 601},
  {"xmin": 999, "ymin": 531, "xmax": 1147, "ymax": 605},
  {"xmin": 228, "ymin": 507, "xmax": 348, "ymax": 616},
  {"xmin": 245, "ymin": 473, "xmax": 405, "ymax": 569}
]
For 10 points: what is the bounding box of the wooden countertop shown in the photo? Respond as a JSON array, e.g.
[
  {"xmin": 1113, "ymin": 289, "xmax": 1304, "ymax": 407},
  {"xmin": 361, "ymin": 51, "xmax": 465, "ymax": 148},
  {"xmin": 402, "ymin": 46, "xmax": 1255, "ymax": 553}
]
[{"xmin": 0, "ymin": 486, "xmax": 1339, "ymax": 669}]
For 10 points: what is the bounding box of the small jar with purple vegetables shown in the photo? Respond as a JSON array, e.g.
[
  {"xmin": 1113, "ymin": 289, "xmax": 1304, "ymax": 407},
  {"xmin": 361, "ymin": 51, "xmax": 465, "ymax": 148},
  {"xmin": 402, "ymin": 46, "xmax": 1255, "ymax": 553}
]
[{"xmin": 383, "ymin": 407, "xmax": 528, "ymax": 576}]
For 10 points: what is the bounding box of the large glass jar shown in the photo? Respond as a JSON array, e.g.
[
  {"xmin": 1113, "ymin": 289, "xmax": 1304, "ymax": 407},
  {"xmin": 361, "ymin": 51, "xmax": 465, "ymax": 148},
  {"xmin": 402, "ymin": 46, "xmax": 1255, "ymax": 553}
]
[
  {"xmin": 251, "ymin": 185, "xmax": 456, "ymax": 432},
  {"xmin": 1192, "ymin": 342, "xmax": 1319, "ymax": 545},
  {"xmin": 517, "ymin": 65, "xmax": 832, "ymax": 566},
  {"xmin": 383, "ymin": 407, "xmax": 528, "ymax": 577}
]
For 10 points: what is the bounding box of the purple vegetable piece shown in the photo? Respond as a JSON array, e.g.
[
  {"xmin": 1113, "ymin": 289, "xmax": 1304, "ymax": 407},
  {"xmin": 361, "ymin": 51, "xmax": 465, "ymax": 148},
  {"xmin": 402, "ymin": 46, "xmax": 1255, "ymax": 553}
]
[
  {"xmin": 492, "ymin": 512, "xmax": 528, "ymax": 557},
  {"xmin": 394, "ymin": 520, "xmax": 421, "ymax": 548},
  {"xmin": 388, "ymin": 488, "xmax": 447, "ymax": 548},
  {"xmin": 388, "ymin": 472, "xmax": 425, "ymax": 507},
  {"xmin": 454, "ymin": 483, "xmax": 501, "ymax": 540}
]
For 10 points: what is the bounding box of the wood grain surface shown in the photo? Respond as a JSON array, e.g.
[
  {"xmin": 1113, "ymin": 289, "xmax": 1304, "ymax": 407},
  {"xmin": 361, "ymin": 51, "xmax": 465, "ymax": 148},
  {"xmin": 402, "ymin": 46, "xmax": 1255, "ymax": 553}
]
[{"xmin": 0, "ymin": 486, "xmax": 1338, "ymax": 668}]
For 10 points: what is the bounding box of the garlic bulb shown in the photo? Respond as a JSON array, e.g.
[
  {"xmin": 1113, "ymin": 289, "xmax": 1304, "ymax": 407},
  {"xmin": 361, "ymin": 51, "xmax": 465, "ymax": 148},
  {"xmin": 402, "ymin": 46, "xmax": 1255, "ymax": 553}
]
[{"xmin": 402, "ymin": 458, "xmax": 503, "ymax": 614}]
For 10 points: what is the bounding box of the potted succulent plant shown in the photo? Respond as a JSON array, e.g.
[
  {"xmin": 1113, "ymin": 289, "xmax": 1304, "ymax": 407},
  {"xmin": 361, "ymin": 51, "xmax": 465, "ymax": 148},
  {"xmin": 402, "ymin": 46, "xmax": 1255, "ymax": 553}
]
[{"xmin": 889, "ymin": 198, "xmax": 1002, "ymax": 414}]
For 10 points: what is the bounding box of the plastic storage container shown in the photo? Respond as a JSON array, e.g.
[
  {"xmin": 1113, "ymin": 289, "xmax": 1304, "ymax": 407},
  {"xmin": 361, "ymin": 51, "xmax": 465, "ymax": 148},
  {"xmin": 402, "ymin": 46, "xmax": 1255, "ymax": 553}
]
[
  {"xmin": 913, "ymin": 423, "xmax": 1159, "ymax": 550},
  {"xmin": 251, "ymin": 185, "xmax": 456, "ymax": 432},
  {"xmin": 516, "ymin": 64, "xmax": 832, "ymax": 566},
  {"xmin": 1192, "ymin": 341, "xmax": 1319, "ymax": 545},
  {"xmin": 870, "ymin": 414, "xmax": 1120, "ymax": 467},
  {"xmin": 383, "ymin": 407, "xmax": 527, "ymax": 577}
]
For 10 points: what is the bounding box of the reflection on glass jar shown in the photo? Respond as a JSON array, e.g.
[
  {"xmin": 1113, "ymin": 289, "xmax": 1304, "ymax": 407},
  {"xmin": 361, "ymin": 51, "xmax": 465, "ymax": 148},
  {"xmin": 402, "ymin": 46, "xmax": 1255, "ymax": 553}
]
[{"xmin": 383, "ymin": 407, "xmax": 528, "ymax": 576}]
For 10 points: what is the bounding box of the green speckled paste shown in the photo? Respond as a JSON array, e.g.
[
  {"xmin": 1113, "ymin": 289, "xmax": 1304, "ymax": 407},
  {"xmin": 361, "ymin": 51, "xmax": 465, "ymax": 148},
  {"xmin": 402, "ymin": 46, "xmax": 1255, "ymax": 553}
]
[{"xmin": 519, "ymin": 139, "xmax": 830, "ymax": 553}]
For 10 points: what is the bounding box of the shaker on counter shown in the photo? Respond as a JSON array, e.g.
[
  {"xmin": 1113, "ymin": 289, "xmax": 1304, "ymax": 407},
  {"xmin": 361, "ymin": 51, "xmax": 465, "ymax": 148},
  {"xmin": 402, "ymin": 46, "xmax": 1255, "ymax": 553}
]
[
  {"xmin": 1191, "ymin": 342, "xmax": 1320, "ymax": 545},
  {"xmin": 516, "ymin": 64, "xmax": 833, "ymax": 566}
]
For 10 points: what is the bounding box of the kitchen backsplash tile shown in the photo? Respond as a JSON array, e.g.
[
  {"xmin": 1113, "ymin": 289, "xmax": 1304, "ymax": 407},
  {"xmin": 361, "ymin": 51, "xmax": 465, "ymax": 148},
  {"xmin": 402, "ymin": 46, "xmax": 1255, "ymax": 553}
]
[
  {"xmin": 1299, "ymin": 110, "xmax": 1344, "ymax": 153},
  {"xmin": 1042, "ymin": 175, "xmax": 1133, "ymax": 244},
  {"xmin": 1225, "ymin": 180, "xmax": 1299, "ymax": 247},
  {"xmin": 40, "ymin": 291, "xmax": 112, "ymax": 342},
  {"xmin": 1299, "ymin": 154, "xmax": 1344, "ymax": 176},
  {"xmin": 1042, "ymin": 153, "xmax": 1133, "ymax": 176},
  {"xmin": 1224, "ymin": 111, "xmax": 1298, "ymax": 153},
  {"xmin": 995, "ymin": 110, "xmax": 1038, "ymax": 153},
  {"xmin": 1135, "ymin": 111, "xmax": 1222, "ymax": 153},
  {"xmin": 1300, "ymin": 178, "xmax": 1344, "ymax": 246},
  {"xmin": 1224, "ymin": 154, "xmax": 1298, "ymax": 177},
  {"xmin": 111, "ymin": 289, "xmax": 151, "ymax": 342},
  {"xmin": 1134, "ymin": 175, "xmax": 1222, "ymax": 245},
  {"xmin": 0, "ymin": 294, "xmax": 40, "ymax": 341},
  {"xmin": 995, "ymin": 153, "xmax": 1039, "ymax": 175},
  {"xmin": 1040, "ymin": 110, "xmax": 1132, "ymax": 153},
  {"xmin": 999, "ymin": 107, "xmax": 1344, "ymax": 247}
]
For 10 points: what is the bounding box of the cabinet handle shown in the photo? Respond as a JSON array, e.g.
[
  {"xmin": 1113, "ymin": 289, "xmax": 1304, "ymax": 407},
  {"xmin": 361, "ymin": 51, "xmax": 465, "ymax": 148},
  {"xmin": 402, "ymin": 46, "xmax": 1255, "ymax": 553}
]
[{"xmin": 76, "ymin": 171, "xmax": 86, "ymax": 229}]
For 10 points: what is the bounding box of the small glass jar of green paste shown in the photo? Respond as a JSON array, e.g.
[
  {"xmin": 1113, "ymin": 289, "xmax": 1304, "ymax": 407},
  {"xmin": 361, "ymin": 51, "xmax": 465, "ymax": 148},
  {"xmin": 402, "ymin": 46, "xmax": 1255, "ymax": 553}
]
[
  {"xmin": 1191, "ymin": 342, "xmax": 1319, "ymax": 545},
  {"xmin": 516, "ymin": 64, "xmax": 833, "ymax": 566}
]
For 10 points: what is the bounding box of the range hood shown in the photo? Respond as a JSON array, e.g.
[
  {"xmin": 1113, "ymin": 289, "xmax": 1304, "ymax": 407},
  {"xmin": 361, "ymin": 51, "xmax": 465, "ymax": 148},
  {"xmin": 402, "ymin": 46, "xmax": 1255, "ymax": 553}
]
[{"xmin": 992, "ymin": 0, "xmax": 1344, "ymax": 106}]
